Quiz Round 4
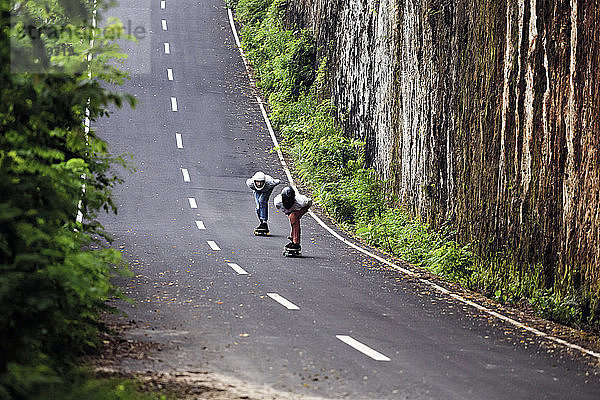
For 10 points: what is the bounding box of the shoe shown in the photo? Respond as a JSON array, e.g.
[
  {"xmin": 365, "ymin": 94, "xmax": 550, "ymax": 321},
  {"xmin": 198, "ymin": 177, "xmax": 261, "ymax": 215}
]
[
  {"xmin": 260, "ymin": 222, "xmax": 269, "ymax": 231},
  {"xmin": 286, "ymin": 242, "xmax": 300, "ymax": 251}
]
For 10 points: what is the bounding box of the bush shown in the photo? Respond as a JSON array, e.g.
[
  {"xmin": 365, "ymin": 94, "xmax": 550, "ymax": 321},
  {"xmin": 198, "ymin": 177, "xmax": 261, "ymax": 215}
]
[
  {"xmin": 1, "ymin": 368, "xmax": 168, "ymax": 400},
  {"xmin": 239, "ymin": 0, "xmax": 316, "ymax": 100},
  {"xmin": 236, "ymin": 0, "xmax": 274, "ymax": 24},
  {"xmin": 1, "ymin": 0, "xmax": 134, "ymax": 397},
  {"xmin": 530, "ymin": 290, "xmax": 583, "ymax": 328}
]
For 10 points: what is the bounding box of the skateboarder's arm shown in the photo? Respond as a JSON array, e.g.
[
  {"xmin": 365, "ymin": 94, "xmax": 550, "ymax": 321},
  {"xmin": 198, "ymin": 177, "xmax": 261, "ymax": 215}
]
[
  {"xmin": 265, "ymin": 175, "xmax": 280, "ymax": 190},
  {"xmin": 274, "ymin": 194, "xmax": 284, "ymax": 210},
  {"xmin": 295, "ymin": 194, "xmax": 312, "ymax": 209}
]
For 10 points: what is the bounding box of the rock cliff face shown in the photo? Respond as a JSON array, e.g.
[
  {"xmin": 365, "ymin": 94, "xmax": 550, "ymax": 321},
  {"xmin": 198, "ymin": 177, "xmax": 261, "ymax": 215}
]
[{"xmin": 285, "ymin": 0, "xmax": 600, "ymax": 291}]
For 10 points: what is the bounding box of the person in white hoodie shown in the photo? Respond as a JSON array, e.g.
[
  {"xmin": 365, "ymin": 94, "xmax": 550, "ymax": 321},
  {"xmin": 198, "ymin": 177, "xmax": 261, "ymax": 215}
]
[
  {"xmin": 274, "ymin": 186, "xmax": 312, "ymax": 250},
  {"xmin": 246, "ymin": 171, "xmax": 280, "ymax": 234}
]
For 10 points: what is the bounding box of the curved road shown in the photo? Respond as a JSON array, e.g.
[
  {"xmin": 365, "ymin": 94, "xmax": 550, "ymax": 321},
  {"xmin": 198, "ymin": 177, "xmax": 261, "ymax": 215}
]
[{"xmin": 98, "ymin": 0, "xmax": 600, "ymax": 398}]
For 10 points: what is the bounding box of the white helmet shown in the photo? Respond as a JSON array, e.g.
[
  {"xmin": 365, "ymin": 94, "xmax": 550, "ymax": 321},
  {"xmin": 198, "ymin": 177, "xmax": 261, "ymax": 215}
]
[{"xmin": 252, "ymin": 171, "xmax": 266, "ymax": 189}]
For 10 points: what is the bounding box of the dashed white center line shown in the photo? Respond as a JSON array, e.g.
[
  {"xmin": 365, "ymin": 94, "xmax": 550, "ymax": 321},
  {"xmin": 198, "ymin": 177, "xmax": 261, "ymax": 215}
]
[
  {"xmin": 336, "ymin": 335, "xmax": 390, "ymax": 361},
  {"xmin": 167, "ymin": 68, "xmax": 174, "ymax": 80},
  {"xmin": 207, "ymin": 241, "xmax": 221, "ymax": 251},
  {"xmin": 227, "ymin": 263, "xmax": 248, "ymax": 275},
  {"xmin": 164, "ymin": 42, "xmax": 170, "ymax": 54},
  {"xmin": 175, "ymin": 133, "xmax": 183, "ymax": 148},
  {"xmin": 188, "ymin": 198, "xmax": 197, "ymax": 209},
  {"xmin": 195, "ymin": 220, "xmax": 206, "ymax": 230},
  {"xmin": 170, "ymin": 97, "xmax": 178, "ymax": 111},
  {"xmin": 161, "ymin": 19, "xmax": 168, "ymax": 31},
  {"xmin": 181, "ymin": 168, "xmax": 190, "ymax": 182},
  {"xmin": 160, "ymin": 0, "xmax": 165, "ymax": 9},
  {"xmin": 267, "ymin": 293, "xmax": 299, "ymax": 310}
]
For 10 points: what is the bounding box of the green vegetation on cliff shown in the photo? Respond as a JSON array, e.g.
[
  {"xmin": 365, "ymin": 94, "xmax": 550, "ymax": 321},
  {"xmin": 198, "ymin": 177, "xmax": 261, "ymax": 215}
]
[{"xmin": 232, "ymin": 0, "xmax": 599, "ymax": 333}]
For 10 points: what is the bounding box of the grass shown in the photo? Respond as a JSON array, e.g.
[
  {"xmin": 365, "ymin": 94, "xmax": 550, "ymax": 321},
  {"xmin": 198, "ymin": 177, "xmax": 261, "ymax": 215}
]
[{"xmin": 1, "ymin": 367, "xmax": 171, "ymax": 400}]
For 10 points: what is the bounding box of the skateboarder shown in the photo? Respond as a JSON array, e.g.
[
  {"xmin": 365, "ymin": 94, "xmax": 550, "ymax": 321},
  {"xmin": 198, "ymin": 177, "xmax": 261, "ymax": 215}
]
[
  {"xmin": 246, "ymin": 171, "xmax": 280, "ymax": 235},
  {"xmin": 274, "ymin": 186, "xmax": 312, "ymax": 253}
]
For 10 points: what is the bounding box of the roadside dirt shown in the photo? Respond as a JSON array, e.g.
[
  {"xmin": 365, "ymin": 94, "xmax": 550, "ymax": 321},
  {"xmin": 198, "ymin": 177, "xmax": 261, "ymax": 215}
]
[{"xmin": 89, "ymin": 314, "xmax": 325, "ymax": 400}]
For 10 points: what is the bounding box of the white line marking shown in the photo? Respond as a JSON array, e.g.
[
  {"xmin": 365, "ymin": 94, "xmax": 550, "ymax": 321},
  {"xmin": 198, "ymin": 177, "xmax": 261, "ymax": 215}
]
[
  {"xmin": 227, "ymin": 14, "xmax": 292, "ymax": 185},
  {"xmin": 195, "ymin": 220, "xmax": 206, "ymax": 230},
  {"xmin": 164, "ymin": 42, "xmax": 170, "ymax": 54},
  {"xmin": 228, "ymin": 9, "xmax": 242, "ymax": 48},
  {"xmin": 181, "ymin": 168, "xmax": 190, "ymax": 182},
  {"xmin": 226, "ymin": 7, "xmax": 600, "ymax": 362},
  {"xmin": 175, "ymin": 133, "xmax": 183, "ymax": 148},
  {"xmin": 170, "ymin": 96, "xmax": 178, "ymax": 112},
  {"xmin": 207, "ymin": 241, "xmax": 221, "ymax": 251},
  {"xmin": 256, "ymin": 96, "xmax": 293, "ymax": 184},
  {"xmin": 227, "ymin": 9, "xmax": 256, "ymax": 86},
  {"xmin": 227, "ymin": 263, "xmax": 248, "ymax": 275},
  {"xmin": 188, "ymin": 198, "xmax": 197, "ymax": 209},
  {"xmin": 267, "ymin": 293, "xmax": 299, "ymax": 310},
  {"xmin": 161, "ymin": 19, "xmax": 168, "ymax": 31},
  {"xmin": 336, "ymin": 335, "xmax": 390, "ymax": 361},
  {"xmin": 167, "ymin": 68, "xmax": 174, "ymax": 81},
  {"xmin": 309, "ymin": 212, "xmax": 414, "ymax": 276},
  {"xmin": 160, "ymin": 0, "xmax": 165, "ymax": 9}
]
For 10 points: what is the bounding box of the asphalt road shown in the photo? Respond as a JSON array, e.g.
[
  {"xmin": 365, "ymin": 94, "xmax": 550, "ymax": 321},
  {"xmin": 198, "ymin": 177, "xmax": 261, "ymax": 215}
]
[{"xmin": 97, "ymin": 0, "xmax": 600, "ymax": 398}]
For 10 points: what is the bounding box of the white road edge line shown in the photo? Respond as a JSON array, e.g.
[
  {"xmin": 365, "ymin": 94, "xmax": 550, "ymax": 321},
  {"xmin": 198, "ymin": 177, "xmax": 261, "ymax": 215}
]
[
  {"xmin": 167, "ymin": 68, "xmax": 174, "ymax": 81},
  {"xmin": 267, "ymin": 293, "xmax": 300, "ymax": 310},
  {"xmin": 160, "ymin": 0, "xmax": 165, "ymax": 10},
  {"xmin": 195, "ymin": 220, "xmax": 206, "ymax": 230},
  {"xmin": 181, "ymin": 168, "xmax": 190, "ymax": 182},
  {"xmin": 188, "ymin": 198, "xmax": 197, "ymax": 209},
  {"xmin": 227, "ymin": 263, "xmax": 248, "ymax": 275},
  {"xmin": 227, "ymin": 9, "xmax": 255, "ymax": 86},
  {"xmin": 336, "ymin": 335, "xmax": 390, "ymax": 362},
  {"xmin": 170, "ymin": 96, "xmax": 178, "ymax": 112},
  {"xmin": 176, "ymin": 133, "xmax": 183, "ymax": 148},
  {"xmin": 207, "ymin": 241, "xmax": 221, "ymax": 251},
  {"xmin": 161, "ymin": 19, "xmax": 168, "ymax": 31},
  {"xmin": 226, "ymin": 7, "xmax": 600, "ymax": 362},
  {"xmin": 164, "ymin": 42, "xmax": 170, "ymax": 54}
]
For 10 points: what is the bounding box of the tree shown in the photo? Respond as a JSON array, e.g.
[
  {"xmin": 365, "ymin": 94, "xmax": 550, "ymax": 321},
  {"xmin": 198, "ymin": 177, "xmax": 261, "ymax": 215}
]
[{"xmin": 0, "ymin": 0, "xmax": 135, "ymax": 397}]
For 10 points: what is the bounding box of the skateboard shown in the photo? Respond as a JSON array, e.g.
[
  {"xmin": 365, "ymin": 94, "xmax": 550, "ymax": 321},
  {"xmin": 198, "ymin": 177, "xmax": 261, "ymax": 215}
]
[
  {"xmin": 254, "ymin": 228, "xmax": 270, "ymax": 236},
  {"xmin": 283, "ymin": 247, "xmax": 301, "ymax": 257}
]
